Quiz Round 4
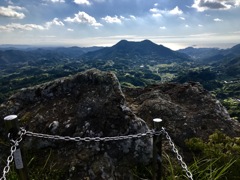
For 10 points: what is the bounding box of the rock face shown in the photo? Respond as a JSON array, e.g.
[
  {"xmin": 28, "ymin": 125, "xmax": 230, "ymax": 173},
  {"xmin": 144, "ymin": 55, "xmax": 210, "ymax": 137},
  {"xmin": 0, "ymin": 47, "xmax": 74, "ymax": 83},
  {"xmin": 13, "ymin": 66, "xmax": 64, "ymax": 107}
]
[
  {"xmin": 1, "ymin": 69, "xmax": 240, "ymax": 179},
  {"xmin": 124, "ymin": 82, "xmax": 240, "ymax": 146},
  {"xmin": 0, "ymin": 69, "xmax": 151, "ymax": 179}
]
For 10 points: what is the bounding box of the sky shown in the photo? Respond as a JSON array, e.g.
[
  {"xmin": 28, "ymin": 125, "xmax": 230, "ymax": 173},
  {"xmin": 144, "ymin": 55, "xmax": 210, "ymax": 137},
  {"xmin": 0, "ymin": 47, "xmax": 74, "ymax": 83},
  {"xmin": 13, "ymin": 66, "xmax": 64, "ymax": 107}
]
[{"xmin": 0, "ymin": 0, "xmax": 240, "ymax": 50}]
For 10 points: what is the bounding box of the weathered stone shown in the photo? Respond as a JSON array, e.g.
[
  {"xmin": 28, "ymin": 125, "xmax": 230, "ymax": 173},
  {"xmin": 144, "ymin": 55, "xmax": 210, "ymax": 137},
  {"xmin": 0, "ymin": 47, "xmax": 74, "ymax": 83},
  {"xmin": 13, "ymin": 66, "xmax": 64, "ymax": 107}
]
[
  {"xmin": 0, "ymin": 69, "xmax": 151, "ymax": 179},
  {"xmin": 124, "ymin": 82, "xmax": 240, "ymax": 147}
]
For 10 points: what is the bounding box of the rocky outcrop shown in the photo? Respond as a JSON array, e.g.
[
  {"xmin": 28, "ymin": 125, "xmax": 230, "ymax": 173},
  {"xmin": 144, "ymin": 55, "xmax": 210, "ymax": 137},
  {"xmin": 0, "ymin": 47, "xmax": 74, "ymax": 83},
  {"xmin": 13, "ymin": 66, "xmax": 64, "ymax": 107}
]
[
  {"xmin": 0, "ymin": 69, "xmax": 151, "ymax": 179},
  {"xmin": 1, "ymin": 69, "xmax": 240, "ymax": 179},
  {"xmin": 124, "ymin": 82, "xmax": 240, "ymax": 146}
]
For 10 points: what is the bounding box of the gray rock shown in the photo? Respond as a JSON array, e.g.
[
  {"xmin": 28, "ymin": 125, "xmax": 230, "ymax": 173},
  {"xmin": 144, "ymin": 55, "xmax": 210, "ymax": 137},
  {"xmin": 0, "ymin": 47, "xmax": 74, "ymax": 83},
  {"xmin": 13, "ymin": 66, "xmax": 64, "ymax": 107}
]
[
  {"xmin": 124, "ymin": 82, "xmax": 240, "ymax": 147},
  {"xmin": 0, "ymin": 69, "xmax": 151, "ymax": 179}
]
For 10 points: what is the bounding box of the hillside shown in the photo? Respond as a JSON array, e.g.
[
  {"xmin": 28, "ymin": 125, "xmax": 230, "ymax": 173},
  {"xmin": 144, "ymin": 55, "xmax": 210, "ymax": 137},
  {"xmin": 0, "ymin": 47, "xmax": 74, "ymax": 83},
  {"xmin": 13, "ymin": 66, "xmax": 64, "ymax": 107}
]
[
  {"xmin": 82, "ymin": 39, "xmax": 191, "ymax": 64},
  {"xmin": 1, "ymin": 42, "xmax": 240, "ymax": 179},
  {"xmin": 0, "ymin": 46, "xmax": 102, "ymax": 65},
  {"xmin": 177, "ymin": 47, "xmax": 221, "ymax": 60},
  {"xmin": 178, "ymin": 43, "xmax": 240, "ymax": 64}
]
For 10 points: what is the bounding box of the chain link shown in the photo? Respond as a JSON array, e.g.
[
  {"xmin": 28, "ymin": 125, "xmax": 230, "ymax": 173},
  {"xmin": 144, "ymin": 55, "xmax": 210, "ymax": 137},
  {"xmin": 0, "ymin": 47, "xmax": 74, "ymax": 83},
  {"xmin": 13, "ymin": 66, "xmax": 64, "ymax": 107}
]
[
  {"xmin": 0, "ymin": 129, "xmax": 26, "ymax": 180},
  {"xmin": 1, "ymin": 127, "xmax": 193, "ymax": 180},
  {"xmin": 161, "ymin": 127, "xmax": 193, "ymax": 180},
  {"xmin": 23, "ymin": 128, "xmax": 162, "ymax": 142}
]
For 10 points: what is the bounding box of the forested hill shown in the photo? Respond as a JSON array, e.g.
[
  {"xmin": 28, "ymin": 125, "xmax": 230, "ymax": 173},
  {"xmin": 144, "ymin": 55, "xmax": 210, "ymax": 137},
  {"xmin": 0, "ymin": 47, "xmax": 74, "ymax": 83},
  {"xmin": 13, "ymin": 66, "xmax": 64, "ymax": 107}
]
[
  {"xmin": 178, "ymin": 43, "xmax": 240, "ymax": 63},
  {"xmin": 81, "ymin": 39, "xmax": 191, "ymax": 63}
]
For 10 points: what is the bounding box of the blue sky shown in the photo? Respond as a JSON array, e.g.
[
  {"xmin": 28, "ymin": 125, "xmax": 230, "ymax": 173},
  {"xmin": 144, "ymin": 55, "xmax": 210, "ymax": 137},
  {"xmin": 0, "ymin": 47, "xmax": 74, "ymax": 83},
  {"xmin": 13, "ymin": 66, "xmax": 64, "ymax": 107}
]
[{"xmin": 0, "ymin": 0, "xmax": 240, "ymax": 50}]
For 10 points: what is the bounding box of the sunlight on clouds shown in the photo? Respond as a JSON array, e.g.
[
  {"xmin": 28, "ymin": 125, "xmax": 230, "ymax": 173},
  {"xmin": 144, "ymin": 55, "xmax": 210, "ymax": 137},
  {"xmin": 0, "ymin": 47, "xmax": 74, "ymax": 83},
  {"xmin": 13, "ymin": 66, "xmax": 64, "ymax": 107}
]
[
  {"xmin": 74, "ymin": 0, "xmax": 91, "ymax": 5},
  {"xmin": 0, "ymin": 18, "xmax": 65, "ymax": 32},
  {"xmin": 129, "ymin": 15, "xmax": 136, "ymax": 20},
  {"xmin": 169, "ymin": 6, "xmax": 183, "ymax": 15},
  {"xmin": 0, "ymin": 23, "xmax": 45, "ymax": 32},
  {"xmin": 159, "ymin": 26, "xmax": 166, "ymax": 30},
  {"xmin": 67, "ymin": 28, "xmax": 74, "ymax": 31},
  {"xmin": 0, "ymin": 6, "xmax": 25, "ymax": 19},
  {"xmin": 64, "ymin": 11, "xmax": 102, "ymax": 28},
  {"xmin": 45, "ymin": 18, "xmax": 64, "ymax": 29},
  {"xmin": 102, "ymin": 15, "xmax": 136, "ymax": 23},
  {"xmin": 49, "ymin": 0, "xmax": 65, "ymax": 3},
  {"xmin": 214, "ymin": 18, "xmax": 223, "ymax": 22},
  {"xmin": 150, "ymin": 8, "xmax": 160, "ymax": 14},
  {"xmin": 152, "ymin": 13, "xmax": 162, "ymax": 17},
  {"xmin": 102, "ymin": 15, "xmax": 122, "ymax": 24},
  {"xmin": 150, "ymin": 6, "xmax": 183, "ymax": 16}
]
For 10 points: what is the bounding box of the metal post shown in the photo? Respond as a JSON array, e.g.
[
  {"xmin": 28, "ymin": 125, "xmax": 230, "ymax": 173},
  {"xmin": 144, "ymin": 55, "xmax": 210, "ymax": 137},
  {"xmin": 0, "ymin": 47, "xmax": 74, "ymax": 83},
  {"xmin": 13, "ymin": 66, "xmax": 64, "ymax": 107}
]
[
  {"xmin": 4, "ymin": 115, "xmax": 29, "ymax": 180},
  {"xmin": 152, "ymin": 118, "xmax": 162, "ymax": 180}
]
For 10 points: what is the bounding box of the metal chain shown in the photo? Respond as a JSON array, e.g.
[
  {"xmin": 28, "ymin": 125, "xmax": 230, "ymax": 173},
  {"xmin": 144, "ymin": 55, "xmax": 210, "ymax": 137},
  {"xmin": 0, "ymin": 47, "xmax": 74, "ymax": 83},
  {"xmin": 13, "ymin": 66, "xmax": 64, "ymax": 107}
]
[
  {"xmin": 0, "ymin": 129, "xmax": 26, "ymax": 180},
  {"xmin": 162, "ymin": 127, "xmax": 193, "ymax": 180},
  {"xmin": 1, "ymin": 127, "xmax": 193, "ymax": 180},
  {"xmin": 22, "ymin": 128, "xmax": 163, "ymax": 142}
]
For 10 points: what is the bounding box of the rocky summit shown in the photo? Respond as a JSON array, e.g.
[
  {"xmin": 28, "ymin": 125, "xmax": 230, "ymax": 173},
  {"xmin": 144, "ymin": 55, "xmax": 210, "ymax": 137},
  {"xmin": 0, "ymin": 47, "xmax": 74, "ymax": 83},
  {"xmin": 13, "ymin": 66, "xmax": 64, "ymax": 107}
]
[{"xmin": 1, "ymin": 69, "xmax": 240, "ymax": 179}]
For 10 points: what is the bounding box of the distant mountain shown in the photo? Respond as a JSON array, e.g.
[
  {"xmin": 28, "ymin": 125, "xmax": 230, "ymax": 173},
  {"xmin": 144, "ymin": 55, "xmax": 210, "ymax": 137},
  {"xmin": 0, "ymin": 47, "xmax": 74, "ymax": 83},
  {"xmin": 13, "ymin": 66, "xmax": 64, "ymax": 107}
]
[
  {"xmin": 178, "ymin": 43, "xmax": 240, "ymax": 63},
  {"xmin": 223, "ymin": 44, "xmax": 240, "ymax": 57},
  {"xmin": 177, "ymin": 47, "xmax": 221, "ymax": 60},
  {"xmin": 0, "ymin": 46, "xmax": 103, "ymax": 65},
  {"xmin": 82, "ymin": 40, "xmax": 191, "ymax": 64},
  {"xmin": 0, "ymin": 50, "xmax": 39, "ymax": 65}
]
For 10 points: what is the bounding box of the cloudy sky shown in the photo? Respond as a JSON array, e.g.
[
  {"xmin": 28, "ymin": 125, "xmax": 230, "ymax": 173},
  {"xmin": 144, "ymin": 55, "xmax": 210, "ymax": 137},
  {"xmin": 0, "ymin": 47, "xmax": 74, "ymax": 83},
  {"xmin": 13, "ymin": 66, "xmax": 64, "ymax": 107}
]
[{"xmin": 0, "ymin": 0, "xmax": 240, "ymax": 50}]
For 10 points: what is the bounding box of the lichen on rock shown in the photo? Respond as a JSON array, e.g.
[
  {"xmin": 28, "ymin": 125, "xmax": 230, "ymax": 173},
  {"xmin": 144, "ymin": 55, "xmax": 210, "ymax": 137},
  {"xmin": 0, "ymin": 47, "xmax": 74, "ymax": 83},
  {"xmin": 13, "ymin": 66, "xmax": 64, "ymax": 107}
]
[{"xmin": 0, "ymin": 69, "xmax": 151, "ymax": 179}]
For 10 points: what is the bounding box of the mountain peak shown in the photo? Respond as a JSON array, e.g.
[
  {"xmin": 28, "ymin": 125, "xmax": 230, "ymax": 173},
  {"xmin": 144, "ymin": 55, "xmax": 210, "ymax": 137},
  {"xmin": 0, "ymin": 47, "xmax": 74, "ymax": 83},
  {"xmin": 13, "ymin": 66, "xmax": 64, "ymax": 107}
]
[{"xmin": 83, "ymin": 39, "xmax": 190, "ymax": 63}]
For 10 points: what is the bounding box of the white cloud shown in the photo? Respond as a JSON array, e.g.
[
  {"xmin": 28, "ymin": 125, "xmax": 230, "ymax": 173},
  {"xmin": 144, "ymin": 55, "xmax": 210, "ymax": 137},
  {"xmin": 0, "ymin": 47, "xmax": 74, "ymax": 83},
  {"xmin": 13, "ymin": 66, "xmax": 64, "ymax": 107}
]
[
  {"xmin": 0, "ymin": 23, "xmax": 45, "ymax": 32},
  {"xmin": 185, "ymin": 24, "xmax": 190, "ymax": 28},
  {"xmin": 154, "ymin": 3, "xmax": 158, "ymax": 7},
  {"xmin": 67, "ymin": 28, "xmax": 74, "ymax": 31},
  {"xmin": 129, "ymin": 15, "xmax": 136, "ymax": 20},
  {"xmin": 159, "ymin": 26, "xmax": 166, "ymax": 30},
  {"xmin": 179, "ymin": 17, "xmax": 185, "ymax": 20},
  {"xmin": 198, "ymin": 24, "xmax": 203, "ymax": 27},
  {"xmin": 214, "ymin": 18, "xmax": 223, "ymax": 22},
  {"xmin": 73, "ymin": 0, "xmax": 91, "ymax": 5},
  {"xmin": 150, "ymin": 8, "xmax": 160, "ymax": 14},
  {"xmin": 102, "ymin": 15, "xmax": 122, "ymax": 24},
  {"xmin": 149, "ymin": 8, "xmax": 162, "ymax": 17},
  {"xmin": 0, "ymin": 6, "xmax": 25, "ymax": 19},
  {"xmin": 169, "ymin": 6, "xmax": 183, "ymax": 15},
  {"xmin": 45, "ymin": 18, "xmax": 64, "ymax": 29},
  {"xmin": 64, "ymin": 11, "xmax": 102, "ymax": 28},
  {"xmin": 192, "ymin": 0, "xmax": 239, "ymax": 12},
  {"xmin": 49, "ymin": 0, "xmax": 65, "ymax": 2},
  {"xmin": 150, "ymin": 6, "xmax": 183, "ymax": 17},
  {"xmin": 152, "ymin": 13, "xmax": 162, "ymax": 17}
]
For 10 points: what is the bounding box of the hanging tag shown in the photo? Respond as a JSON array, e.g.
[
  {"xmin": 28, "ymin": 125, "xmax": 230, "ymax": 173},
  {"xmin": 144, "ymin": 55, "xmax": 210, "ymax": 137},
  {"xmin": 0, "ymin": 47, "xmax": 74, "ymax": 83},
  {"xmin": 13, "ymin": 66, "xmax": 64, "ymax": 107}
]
[{"xmin": 13, "ymin": 148, "xmax": 24, "ymax": 169}]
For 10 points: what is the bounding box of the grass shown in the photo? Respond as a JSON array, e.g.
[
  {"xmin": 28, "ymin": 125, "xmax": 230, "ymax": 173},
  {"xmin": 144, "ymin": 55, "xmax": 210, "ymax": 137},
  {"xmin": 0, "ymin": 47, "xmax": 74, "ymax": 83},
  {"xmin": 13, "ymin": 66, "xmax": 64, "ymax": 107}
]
[
  {"xmin": 2, "ymin": 130, "xmax": 240, "ymax": 179},
  {"xmin": 3, "ymin": 148, "xmax": 64, "ymax": 180}
]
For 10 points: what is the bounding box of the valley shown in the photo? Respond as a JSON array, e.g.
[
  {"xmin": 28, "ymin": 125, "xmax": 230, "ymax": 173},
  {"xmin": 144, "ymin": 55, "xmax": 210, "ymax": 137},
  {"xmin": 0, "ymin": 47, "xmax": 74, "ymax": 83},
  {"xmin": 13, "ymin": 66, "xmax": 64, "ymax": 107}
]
[{"xmin": 1, "ymin": 40, "xmax": 240, "ymax": 121}]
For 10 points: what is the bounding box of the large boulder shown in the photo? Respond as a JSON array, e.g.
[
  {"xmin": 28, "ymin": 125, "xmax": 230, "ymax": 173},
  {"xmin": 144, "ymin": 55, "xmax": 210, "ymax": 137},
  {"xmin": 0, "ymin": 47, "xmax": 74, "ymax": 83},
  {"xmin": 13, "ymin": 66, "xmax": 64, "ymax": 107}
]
[
  {"xmin": 0, "ymin": 69, "xmax": 151, "ymax": 179},
  {"xmin": 124, "ymin": 82, "xmax": 240, "ymax": 147}
]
